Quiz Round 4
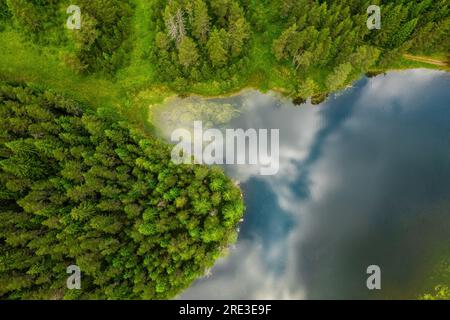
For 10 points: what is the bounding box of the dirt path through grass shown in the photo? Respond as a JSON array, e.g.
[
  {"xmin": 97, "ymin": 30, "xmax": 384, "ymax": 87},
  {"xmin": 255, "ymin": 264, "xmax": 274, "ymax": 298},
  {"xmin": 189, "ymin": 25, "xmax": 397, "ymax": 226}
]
[{"xmin": 404, "ymin": 54, "xmax": 448, "ymax": 67}]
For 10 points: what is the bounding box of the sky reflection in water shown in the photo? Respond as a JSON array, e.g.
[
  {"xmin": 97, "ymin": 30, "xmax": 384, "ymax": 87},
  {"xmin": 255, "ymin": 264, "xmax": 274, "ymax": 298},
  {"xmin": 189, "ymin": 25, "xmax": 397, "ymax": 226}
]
[{"xmin": 176, "ymin": 69, "xmax": 450, "ymax": 299}]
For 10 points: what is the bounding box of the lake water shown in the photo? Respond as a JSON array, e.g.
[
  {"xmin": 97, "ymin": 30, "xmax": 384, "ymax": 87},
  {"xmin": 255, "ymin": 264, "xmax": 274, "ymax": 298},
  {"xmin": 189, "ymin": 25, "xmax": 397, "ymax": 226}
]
[{"xmin": 157, "ymin": 69, "xmax": 450, "ymax": 299}]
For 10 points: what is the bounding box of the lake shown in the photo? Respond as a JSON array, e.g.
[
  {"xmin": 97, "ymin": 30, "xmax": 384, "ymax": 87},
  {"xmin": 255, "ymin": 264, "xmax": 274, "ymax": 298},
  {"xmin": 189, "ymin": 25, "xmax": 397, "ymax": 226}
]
[{"xmin": 155, "ymin": 69, "xmax": 450, "ymax": 299}]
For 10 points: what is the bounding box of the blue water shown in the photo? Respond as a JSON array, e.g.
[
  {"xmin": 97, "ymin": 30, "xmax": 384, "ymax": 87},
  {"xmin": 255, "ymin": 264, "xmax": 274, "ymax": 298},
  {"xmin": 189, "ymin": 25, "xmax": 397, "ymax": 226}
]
[{"xmin": 178, "ymin": 69, "xmax": 450, "ymax": 299}]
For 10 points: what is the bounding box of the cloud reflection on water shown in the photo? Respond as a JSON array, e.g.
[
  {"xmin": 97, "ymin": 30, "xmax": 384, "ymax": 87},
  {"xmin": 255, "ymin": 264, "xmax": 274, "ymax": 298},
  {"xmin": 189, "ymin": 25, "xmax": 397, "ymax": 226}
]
[{"xmin": 178, "ymin": 69, "xmax": 450, "ymax": 299}]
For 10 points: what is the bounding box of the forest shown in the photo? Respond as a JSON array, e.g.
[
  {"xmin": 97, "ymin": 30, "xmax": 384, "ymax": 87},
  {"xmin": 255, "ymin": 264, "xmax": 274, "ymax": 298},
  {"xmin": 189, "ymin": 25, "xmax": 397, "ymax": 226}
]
[
  {"xmin": 0, "ymin": 82, "xmax": 243, "ymax": 299},
  {"xmin": 0, "ymin": 0, "xmax": 448, "ymax": 97},
  {"xmin": 0, "ymin": 0, "xmax": 448, "ymax": 299}
]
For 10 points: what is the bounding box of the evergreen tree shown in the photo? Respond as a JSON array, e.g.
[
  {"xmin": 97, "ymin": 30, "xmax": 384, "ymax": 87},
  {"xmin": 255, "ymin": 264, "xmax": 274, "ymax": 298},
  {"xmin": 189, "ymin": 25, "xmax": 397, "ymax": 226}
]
[
  {"xmin": 192, "ymin": 0, "xmax": 210, "ymax": 44},
  {"xmin": 178, "ymin": 37, "xmax": 199, "ymax": 68},
  {"xmin": 325, "ymin": 62, "xmax": 353, "ymax": 92},
  {"xmin": 207, "ymin": 28, "xmax": 228, "ymax": 67},
  {"xmin": 0, "ymin": 82, "xmax": 244, "ymax": 300}
]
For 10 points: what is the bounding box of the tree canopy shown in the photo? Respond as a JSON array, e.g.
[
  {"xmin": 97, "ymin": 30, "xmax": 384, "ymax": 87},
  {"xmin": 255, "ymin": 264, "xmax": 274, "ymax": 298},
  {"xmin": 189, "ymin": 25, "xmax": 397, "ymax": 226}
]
[
  {"xmin": 151, "ymin": 0, "xmax": 251, "ymax": 84},
  {"xmin": 0, "ymin": 0, "xmax": 448, "ymax": 96},
  {"xmin": 0, "ymin": 82, "xmax": 244, "ymax": 299},
  {"xmin": 0, "ymin": 0, "xmax": 448, "ymax": 301}
]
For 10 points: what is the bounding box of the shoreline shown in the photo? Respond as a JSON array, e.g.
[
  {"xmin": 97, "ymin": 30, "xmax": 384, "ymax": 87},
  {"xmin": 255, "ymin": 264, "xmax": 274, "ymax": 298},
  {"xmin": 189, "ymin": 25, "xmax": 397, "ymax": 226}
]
[{"xmin": 148, "ymin": 67, "xmax": 450, "ymax": 109}]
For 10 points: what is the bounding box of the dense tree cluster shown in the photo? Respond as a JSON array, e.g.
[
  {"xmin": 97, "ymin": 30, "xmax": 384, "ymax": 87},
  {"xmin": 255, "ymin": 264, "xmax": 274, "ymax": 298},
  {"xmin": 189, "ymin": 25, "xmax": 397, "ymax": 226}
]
[
  {"xmin": 2, "ymin": 0, "xmax": 448, "ymax": 94},
  {"xmin": 273, "ymin": 0, "xmax": 449, "ymax": 95},
  {"xmin": 5, "ymin": 0, "xmax": 62, "ymax": 42},
  {"xmin": 0, "ymin": 0, "xmax": 449, "ymax": 301},
  {"xmin": 150, "ymin": 0, "xmax": 251, "ymax": 88},
  {"xmin": 4, "ymin": 0, "xmax": 133, "ymax": 74},
  {"xmin": 64, "ymin": 0, "xmax": 133, "ymax": 74},
  {"xmin": 0, "ymin": 0, "xmax": 10, "ymax": 23},
  {"xmin": 146, "ymin": 0, "xmax": 449, "ymax": 97},
  {"xmin": 367, "ymin": 0, "xmax": 449, "ymax": 54},
  {"xmin": 0, "ymin": 82, "xmax": 244, "ymax": 299}
]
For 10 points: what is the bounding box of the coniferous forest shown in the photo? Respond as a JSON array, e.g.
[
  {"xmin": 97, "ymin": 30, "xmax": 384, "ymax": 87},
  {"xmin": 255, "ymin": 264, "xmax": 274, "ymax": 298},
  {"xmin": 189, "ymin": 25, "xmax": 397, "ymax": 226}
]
[
  {"xmin": 0, "ymin": 0, "xmax": 449, "ymax": 300},
  {"xmin": 0, "ymin": 0, "xmax": 448, "ymax": 97},
  {"xmin": 0, "ymin": 82, "xmax": 243, "ymax": 299}
]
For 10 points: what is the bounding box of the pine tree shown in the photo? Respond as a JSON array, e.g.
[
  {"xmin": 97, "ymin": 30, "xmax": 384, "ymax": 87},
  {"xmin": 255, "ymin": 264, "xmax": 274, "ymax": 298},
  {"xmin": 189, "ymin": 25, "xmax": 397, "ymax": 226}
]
[
  {"xmin": 325, "ymin": 62, "xmax": 353, "ymax": 92},
  {"xmin": 229, "ymin": 17, "xmax": 250, "ymax": 58},
  {"xmin": 0, "ymin": 82, "xmax": 244, "ymax": 300},
  {"xmin": 192, "ymin": 0, "xmax": 210, "ymax": 44},
  {"xmin": 178, "ymin": 37, "xmax": 199, "ymax": 68},
  {"xmin": 207, "ymin": 28, "xmax": 228, "ymax": 67}
]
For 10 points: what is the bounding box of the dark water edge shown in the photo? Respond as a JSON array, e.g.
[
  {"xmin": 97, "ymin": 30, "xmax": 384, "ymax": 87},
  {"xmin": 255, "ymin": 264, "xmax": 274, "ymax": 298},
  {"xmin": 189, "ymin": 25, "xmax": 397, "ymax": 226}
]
[{"xmin": 175, "ymin": 69, "xmax": 450, "ymax": 299}]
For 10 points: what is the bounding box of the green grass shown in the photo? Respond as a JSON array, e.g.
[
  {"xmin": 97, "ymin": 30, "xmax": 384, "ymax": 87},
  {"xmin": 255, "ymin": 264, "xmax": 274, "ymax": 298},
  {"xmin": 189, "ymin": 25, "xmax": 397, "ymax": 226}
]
[
  {"xmin": 385, "ymin": 56, "xmax": 447, "ymax": 71},
  {"xmin": 0, "ymin": 15, "xmax": 167, "ymax": 134},
  {"xmin": 0, "ymin": 1, "xmax": 448, "ymax": 132},
  {"xmin": 1, "ymin": 3, "xmax": 449, "ymax": 300},
  {"xmin": 116, "ymin": 0, "xmax": 158, "ymax": 91},
  {"xmin": 0, "ymin": 29, "xmax": 123, "ymax": 108}
]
